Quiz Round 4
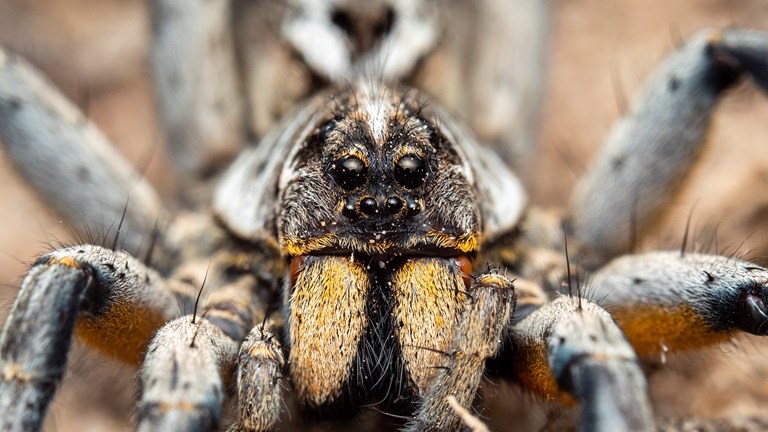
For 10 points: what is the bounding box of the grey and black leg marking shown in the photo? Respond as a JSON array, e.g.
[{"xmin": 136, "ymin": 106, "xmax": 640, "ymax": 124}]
[
  {"xmin": 404, "ymin": 273, "xmax": 514, "ymax": 432},
  {"xmin": 150, "ymin": 0, "xmax": 244, "ymax": 179},
  {"xmin": 0, "ymin": 245, "xmax": 185, "ymax": 432},
  {"xmin": 0, "ymin": 49, "xmax": 165, "ymax": 255},
  {"xmin": 227, "ymin": 324, "xmax": 285, "ymax": 432},
  {"xmin": 570, "ymin": 28, "xmax": 768, "ymax": 267},
  {"xmin": 137, "ymin": 316, "xmax": 241, "ymax": 432},
  {"xmin": 138, "ymin": 267, "xmax": 268, "ymax": 432},
  {"xmin": 587, "ymin": 252, "xmax": 768, "ymax": 358},
  {"xmin": 511, "ymin": 297, "xmax": 654, "ymax": 432}
]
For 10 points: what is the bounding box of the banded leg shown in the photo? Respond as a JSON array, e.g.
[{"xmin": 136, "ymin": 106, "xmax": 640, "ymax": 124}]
[
  {"xmin": 588, "ymin": 252, "xmax": 768, "ymax": 358},
  {"xmin": 137, "ymin": 317, "xmax": 240, "ymax": 432},
  {"xmin": 138, "ymin": 267, "xmax": 268, "ymax": 430},
  {"xmin": 150, "ymin": 0, "xmax": 244, "ymax": 179},
  {"xmin": 570, "ymin": 28, "xmax": 768, "ymax": 267},
  {"xmin": 0, "ymin": 245, "xmax": 186, "ymax": 432},
  {"xmin": 0, "ymin": 49, "xmax": 166, "ymax": 256},
  {"xmin": 510, "ymin": 297, "xmax": 654, "ymax": 432},
  {"xmin": 227, "ymin": 324, "xmax": 286, "ymax": 432},
  {"xmin": 404, "ymin": 273, "xmax": 514, "ymax": 432}
]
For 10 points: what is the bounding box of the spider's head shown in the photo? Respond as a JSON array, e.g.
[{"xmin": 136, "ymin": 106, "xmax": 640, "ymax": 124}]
[{"xmin": 278, "ymin": 83, "xmax": 480, "ymax": 258}]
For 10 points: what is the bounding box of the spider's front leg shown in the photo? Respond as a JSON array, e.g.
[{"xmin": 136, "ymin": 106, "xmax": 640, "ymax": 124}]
[
  {"xmin": 588, "ymin": 252, "xmax": 768, "ymax": 358},
  {"xmin": 509, "ymin": 296, "xmax": 654, "ymax": 432},
  {"xmin": 226, "ymin": 323, "xmax": 285, "ymax": 432},
  {"xmin": 137, "ymin": 237, "xmax": 286, "ymax": 431},
  {"xmin": 0, "ymin": 246, "xmax": 189, "ymax": 432},
  {"xmin": 570, "ymin": 28, "xmax": 768, "ymax": 267}
]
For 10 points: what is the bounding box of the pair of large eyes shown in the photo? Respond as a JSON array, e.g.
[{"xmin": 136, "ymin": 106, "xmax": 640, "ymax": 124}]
[{"xmin": 332, "ymin": 154, "xmax": 427, "ymax": 189}]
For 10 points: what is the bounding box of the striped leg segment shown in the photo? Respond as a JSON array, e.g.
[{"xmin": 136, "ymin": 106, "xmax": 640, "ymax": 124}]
[
  {"xmin": 137, "ymin": 268, "xmax": 267, "ymax": 431},
  {"xmin": 0, "ymin": 245, "xmax": 185, "ymax": 432},
  {"xmin": 589, "ymin": 252, "xmax": 768, "ymax": 357},
  {"xmin": 511, "ymin": 297, "xmax": 654, "ymax": 432},
  {"xmin": 137, "ymin": 317, "xmax": 240, "ymax": 432},
  {"xmin": 227, "ymin": 324, "xmax": 286, "ymax": 432}
]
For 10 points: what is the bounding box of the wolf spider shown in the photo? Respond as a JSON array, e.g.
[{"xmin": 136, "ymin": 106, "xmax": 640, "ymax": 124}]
[{"xmin": 1, "ymin": 1, "xmax": 768, "ymax": 431}]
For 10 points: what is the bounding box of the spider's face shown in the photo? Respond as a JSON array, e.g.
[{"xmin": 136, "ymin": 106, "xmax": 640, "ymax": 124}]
[
  {"xmin": 270, "ymin": 84, "xmax": 489, "ymax": 408},
  {"xmin": 278, "ymin": 85, "xmax": 480, "ymax": 259},
  {"xmin": 213, "ymin": 79, "xmax": 524, "ymax": 408}
]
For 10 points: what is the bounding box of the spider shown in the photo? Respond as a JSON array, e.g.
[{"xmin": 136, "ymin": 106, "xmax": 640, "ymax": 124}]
[{"xmin": 1, "ymin": 1, "xmax": 768, "ymax": 431}]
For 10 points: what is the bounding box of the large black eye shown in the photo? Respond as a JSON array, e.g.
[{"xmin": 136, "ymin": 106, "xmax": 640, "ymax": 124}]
[
  {"xmin": 395, "ymin": 154, "xmax": 427, "ymax": 189},
  {"xmin": 332, "ymin": 155, "xmax": 368, "ymax": 189}
]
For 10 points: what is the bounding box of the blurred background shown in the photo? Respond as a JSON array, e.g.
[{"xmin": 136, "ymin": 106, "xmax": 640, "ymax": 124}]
[{"xmin": 0, "ymin": 0, "xmax": 767, "ymax": 430}]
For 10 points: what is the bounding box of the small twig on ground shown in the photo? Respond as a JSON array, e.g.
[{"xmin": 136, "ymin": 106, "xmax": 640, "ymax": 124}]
[{"xmin": 447, "ymin": 395, "xmax": 490, "ymax": 432}]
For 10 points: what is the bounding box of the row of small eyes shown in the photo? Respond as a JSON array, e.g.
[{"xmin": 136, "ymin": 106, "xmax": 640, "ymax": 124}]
[{"xmin": 332, "ymin": 154, "xmax": 427, "ymax": 190}]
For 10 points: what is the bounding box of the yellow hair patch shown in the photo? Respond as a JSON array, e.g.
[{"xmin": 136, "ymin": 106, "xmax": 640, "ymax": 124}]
[
  {"xmin": 76, "ymin": 300, "xmax": 168, "ymax": 365},
  {"xmin": 512, "ymin": 339, "xmax": 575, "ymax": 406},
  {"xmin": 48, "ymin": 256, "xmax": 82, "ymax": 269},
  {"xmin": 611, "ymin": 304, "xmax": 732, "ymax": 357},
  {"xmin": 289, "ymin": 255, "xmax": 369, "ymax": 406},
  {"xmin": 392, "ymin": 257, "xmax": 466, "ymax": 391}
]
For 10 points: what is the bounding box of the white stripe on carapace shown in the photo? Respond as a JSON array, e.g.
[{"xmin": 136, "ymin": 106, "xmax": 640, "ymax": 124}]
[{"xmin": 357, "ymin": 80, "xmax": 390, "ymax": 144}]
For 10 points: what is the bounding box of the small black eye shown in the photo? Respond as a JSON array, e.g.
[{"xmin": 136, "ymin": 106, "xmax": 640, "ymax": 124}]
[
  {"xmin": 395, "ymin": 154, "xmax": 427, "ymax": 189},
  {"xmin": 319, "ymin": 120, "xmax": 336, "ymax": 140},
  {"xmin": 332, "ymin": 155, "xmax": 368, "ymax": 190},
  {"xmin": 359, "ymin": 197, "xmax": 378, "ymax": 215}
]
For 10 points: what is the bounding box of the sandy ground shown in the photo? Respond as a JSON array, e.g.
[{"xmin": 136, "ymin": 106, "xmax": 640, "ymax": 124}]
[{"xmin": 0, "ymin": 0, "xmax": 767, "ymax": 430}]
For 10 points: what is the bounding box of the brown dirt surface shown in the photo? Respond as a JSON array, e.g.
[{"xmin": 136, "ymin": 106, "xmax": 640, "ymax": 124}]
[{"xmin": 0, "ymin": 0, "xmax": 767, "ymax": 430}]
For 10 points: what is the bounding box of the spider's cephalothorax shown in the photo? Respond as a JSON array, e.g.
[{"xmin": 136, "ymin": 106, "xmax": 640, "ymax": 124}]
[{"xmin": 215, "ymin": 82, "xmax": 524, "ymax": 411}]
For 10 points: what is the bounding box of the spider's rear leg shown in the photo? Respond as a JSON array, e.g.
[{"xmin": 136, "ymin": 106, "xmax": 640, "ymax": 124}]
[
  {"xmin": 450, "ymin": 0, "xmax": 551, "ymax": 168},
  {"xmin": 587, "ymin": 252, "xmax": 768, "ymax": 358},
  {"xmin": 402, "ymin": 270, "xmax": 515, "ymax": 432},
  {"xmin": 510, "ymin": 297, "xmax": 654, "ymax": 432},
  {"xmin": 150, "ymin": 0, "xmax": 244, "ymax": 180},
  {"xmin": 0, "ymin": 49, "xmax": 166, "ymax": 256},
  {"xmin": 0, "ymin": 245, "xmax": 188, "ymax": 432},
  {"xmin": 570, "ymin": 28, "xmax": 768, "ymax": 267}
]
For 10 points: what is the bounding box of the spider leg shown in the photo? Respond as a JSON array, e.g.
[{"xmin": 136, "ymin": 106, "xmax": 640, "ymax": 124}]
[
  {"xmin": 403, "ymin": 272, "xmax": 514, "ymax": 432},
  {"xmin": 0, "ymin": 245, "xmax": 187, "ymax": 432},
  {"xmin": 138, "ymin": 286, "xmax": 259, "ymax": 431},
  {"xmin": 149, "ymin": 0, "xmax": 244, "ymax": 179},
  {"xmin": 462, "ymin": 0, "xmax": 551, "ymax": 167},
  {"xmin": 570, "ymin": 28, "xmax": 768, "ymax": 267},
  {"xmin": 137, "ymin": 316, "xmax": 240, "ymax": 432},
  {"xmin": 0, "ymin": 49, "xmax": 166, "ymax": 255},
  {"xmin": 510, "ymin": 297, "xmax": 654, "ymax": 432},
  {"xmin": 233, "ymin": 1, "xmax": 312, "ymax": 138},
  {"xmin": 138, "ymin": 243, "xmax": 281, "ymax": 431},
  {"xmin": 227, "ymin": 323, "xmax": 285, "ymax": 432},
  {"xmin": 587, "ymin": 252, "xmax": 768, "ymax": 358}
]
